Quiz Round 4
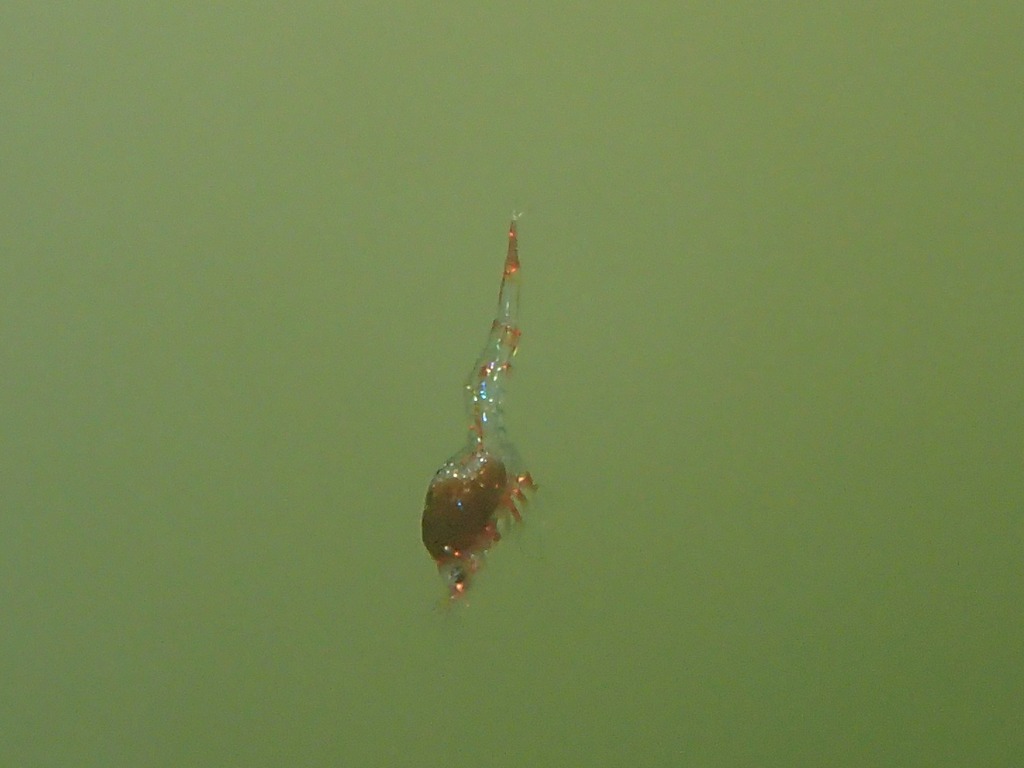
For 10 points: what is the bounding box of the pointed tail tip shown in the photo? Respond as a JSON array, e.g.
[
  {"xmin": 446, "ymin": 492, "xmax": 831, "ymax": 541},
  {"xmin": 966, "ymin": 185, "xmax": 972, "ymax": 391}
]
[
  {"xmin": 509, "ymin": 210, "xmax": 524, "ymax": 237},
  {"xmin": 505, "ymin": 218, "xmax": 520, "ymax": 272}
]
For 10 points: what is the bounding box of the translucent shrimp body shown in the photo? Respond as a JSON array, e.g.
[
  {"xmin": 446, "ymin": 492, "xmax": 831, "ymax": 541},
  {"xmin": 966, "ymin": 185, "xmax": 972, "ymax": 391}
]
[{"xmin": 420, "ymin": 218, "xmax": 536, "ymax": 601}]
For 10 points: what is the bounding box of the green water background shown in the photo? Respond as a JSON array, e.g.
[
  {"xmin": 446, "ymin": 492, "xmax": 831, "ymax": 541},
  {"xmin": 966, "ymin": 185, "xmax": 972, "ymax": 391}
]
[{"xmin": 2, "ymin": 3, "xmax": 1021, "ymax": 766}]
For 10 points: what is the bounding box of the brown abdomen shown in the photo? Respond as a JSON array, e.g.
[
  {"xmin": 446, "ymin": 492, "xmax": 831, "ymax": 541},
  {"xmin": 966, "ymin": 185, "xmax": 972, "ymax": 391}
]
[{"xmin": 421, "ymin": 454, "xmax": 508, "ymax": 561}]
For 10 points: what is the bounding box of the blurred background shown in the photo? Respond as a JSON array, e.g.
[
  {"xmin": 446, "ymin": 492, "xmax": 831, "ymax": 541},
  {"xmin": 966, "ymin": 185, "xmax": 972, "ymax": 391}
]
[{"xmin": 1, "ymin": 2, "xmax": 1021, "ymax": 766}]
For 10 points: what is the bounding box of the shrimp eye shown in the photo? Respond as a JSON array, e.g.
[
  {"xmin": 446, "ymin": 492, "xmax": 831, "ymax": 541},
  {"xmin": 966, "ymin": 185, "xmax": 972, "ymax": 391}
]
[
  {"xmin": 438, "ymin": 560, "xmax": 474, "ymax": 599},
  {"xmin": 447, "ymin": 564, "xmax": 467, "ymax": 589}
]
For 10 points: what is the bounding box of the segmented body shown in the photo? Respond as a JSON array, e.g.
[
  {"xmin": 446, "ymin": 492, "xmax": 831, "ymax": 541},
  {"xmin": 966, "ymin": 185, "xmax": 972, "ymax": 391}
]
[{"xmin": 420, "ymin": 218, "xmax": 535, "ymax": 600}]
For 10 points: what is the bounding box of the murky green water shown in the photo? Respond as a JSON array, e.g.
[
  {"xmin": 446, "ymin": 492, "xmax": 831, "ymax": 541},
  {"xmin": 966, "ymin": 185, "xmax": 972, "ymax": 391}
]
[{"xmin": 2, "ymin": 3, "xmax": 1021, "ymax": 766}]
